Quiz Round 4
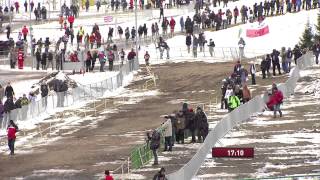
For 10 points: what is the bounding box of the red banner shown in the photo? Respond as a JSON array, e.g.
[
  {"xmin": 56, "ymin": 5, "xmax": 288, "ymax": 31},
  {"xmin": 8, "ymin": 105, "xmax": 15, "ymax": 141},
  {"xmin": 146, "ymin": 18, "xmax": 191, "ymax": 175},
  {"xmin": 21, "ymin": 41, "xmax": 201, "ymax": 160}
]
[{"xmin": 246, "ymin": 21, "xmax": 269, "ymax": 38}]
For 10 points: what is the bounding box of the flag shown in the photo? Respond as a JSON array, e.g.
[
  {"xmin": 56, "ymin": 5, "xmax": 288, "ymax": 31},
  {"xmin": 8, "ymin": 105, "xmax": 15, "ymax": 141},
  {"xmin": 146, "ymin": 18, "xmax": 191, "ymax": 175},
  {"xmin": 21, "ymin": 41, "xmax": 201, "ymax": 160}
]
[{"xmin": 246, "ymin": 21, "xmax": 269, "ymax": 38}]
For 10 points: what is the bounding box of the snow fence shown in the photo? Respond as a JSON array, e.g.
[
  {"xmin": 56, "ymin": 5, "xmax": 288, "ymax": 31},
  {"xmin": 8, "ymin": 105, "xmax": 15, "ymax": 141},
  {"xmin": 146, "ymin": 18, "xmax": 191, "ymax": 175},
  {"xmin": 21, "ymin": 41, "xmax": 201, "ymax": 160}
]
[
  {"xmin": 0, "ymin": 58, "xmax": 140, "ymax": 130},
  {"xmin": 167, "ymin": 52, "xmax": 315, "ymax": 180}
]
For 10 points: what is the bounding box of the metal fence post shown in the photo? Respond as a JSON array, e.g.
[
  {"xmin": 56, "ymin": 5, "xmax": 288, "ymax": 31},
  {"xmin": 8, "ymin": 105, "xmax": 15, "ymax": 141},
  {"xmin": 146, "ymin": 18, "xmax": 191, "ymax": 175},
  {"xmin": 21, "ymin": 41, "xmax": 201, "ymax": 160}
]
[
  {"xmin": 222, "ymin": 48, "xmax": 226, "ymax": 59},
  {"xmin": 111, "ymin": 77, "xmax": 114, "ymax": 91}
]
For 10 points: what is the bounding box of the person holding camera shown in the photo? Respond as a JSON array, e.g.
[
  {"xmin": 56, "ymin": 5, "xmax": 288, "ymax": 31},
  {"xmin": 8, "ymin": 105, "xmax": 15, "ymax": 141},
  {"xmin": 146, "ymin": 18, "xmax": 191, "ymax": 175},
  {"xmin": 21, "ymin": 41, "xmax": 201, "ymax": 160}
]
[{"xmin": 148, "ymin": 129, "xmax": 161, "ymax": 165}]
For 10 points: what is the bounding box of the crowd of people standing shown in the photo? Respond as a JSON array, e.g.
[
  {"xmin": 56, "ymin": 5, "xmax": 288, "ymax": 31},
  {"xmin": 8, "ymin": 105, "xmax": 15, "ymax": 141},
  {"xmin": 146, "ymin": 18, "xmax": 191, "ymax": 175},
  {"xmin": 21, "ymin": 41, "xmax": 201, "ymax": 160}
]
[{"xmin": 148, "ymin": 103, "xmax": 209, "ymax": 165}]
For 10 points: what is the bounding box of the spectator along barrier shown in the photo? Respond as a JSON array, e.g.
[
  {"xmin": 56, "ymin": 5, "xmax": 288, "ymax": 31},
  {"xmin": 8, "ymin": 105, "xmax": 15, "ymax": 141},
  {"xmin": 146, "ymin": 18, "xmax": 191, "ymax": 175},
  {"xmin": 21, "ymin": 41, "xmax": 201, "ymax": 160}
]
[
  {"xmin": 166, "ymin": 51, "xmax": 314, "ymax": 180},
  {"xmin": 0, "ymin": 58, "xmax": 140, "ymax": 130},
  {"xmin": 130, "ymin": 126, "xmax": 165, "ymax": 169}
]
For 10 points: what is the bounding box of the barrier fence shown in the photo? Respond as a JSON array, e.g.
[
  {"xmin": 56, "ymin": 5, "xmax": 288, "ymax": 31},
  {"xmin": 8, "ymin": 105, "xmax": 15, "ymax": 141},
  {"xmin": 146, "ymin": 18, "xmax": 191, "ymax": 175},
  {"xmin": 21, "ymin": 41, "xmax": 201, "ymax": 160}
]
[
  {"xmin": 167, "ymin": 52, "xmax": 314, "ymax": 180},
  {"xmin": 140, "ymin": 43, "xmax": 269, "ymax": 63},
  {"xmin": 0, "ymin": 58, "xmax": 140, "ymax": 130}
]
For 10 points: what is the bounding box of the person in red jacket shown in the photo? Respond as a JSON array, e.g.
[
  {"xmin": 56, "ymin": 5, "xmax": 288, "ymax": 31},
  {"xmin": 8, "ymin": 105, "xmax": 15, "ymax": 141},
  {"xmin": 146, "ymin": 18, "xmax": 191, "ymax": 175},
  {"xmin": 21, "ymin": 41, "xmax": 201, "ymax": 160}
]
[
  {"xmin": 127, "ymin": 48, "xmax": 136, "ymax": 71},
  {"xmin": 89, "ymin": 33, "xmax": 95, "ymax": 49},
  {"xmin": 267, "ymin": 86, "xmax": 283, "ymax": 118},
  {"xmin": 105, "ymin": 170, "xmax": 114, "ymax": 180},
  {"xmin": 169, "ymin": 17, "xmax": 176, "ymax": 37},
  {"xmin": 95, "ymin": 30, "xmax": 102, "ymax": 48},
  {"xmin": 17, "ymin": 49, "xmax": 24, "ymax": 69},
  {"xmin": 22, "ymin": 25, "xmax": 28, "ymax": 41},
  {"xmin": 233, "ymin": 6, "xmax": 239, "ymax": 24},
  {"xmin": 7, "ymin": 120, "xmax": 19, "ymax": 155},
  {"xmin": 14, "ymin": 1, "xmax": 20, "ymax": 13},
  {"xmin": 67, "ymin": 15, "xmax": 75, "ymax": 29}
]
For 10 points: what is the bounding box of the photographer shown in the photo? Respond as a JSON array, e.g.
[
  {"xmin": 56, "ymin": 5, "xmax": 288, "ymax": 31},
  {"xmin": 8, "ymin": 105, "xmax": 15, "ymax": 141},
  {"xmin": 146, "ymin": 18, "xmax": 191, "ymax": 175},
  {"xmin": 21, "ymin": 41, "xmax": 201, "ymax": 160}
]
[{"xmin": 147, "ymin": 129, "xmax": 161, "ymax": 165}]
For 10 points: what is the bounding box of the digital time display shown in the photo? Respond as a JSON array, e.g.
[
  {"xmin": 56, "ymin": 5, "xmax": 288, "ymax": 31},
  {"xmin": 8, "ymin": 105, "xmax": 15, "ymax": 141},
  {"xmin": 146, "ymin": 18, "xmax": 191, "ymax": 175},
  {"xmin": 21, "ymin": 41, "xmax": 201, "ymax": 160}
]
[{"xmin": 212, "ymin": 147, "xmax": 254, "ymax": 158}]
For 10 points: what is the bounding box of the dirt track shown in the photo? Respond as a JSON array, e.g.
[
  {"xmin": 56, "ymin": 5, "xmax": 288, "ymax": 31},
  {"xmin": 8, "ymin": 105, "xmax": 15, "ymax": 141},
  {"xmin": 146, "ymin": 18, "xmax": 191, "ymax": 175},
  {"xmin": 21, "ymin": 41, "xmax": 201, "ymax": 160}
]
[{"xmin": 0, "ymin": 61, "xmax": 289, "ymax": 179}]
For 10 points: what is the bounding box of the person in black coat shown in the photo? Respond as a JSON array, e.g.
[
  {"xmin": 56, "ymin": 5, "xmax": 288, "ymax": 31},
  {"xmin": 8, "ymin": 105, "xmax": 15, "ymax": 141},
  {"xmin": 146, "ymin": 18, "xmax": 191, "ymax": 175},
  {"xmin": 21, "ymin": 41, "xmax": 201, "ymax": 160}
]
[
  {"xmin": 41, "ymin": 82, "xmax": 49, "ymax": 107},
  {"xmin": 194, "ymin": 106, "xmax": 208, "ymax": 142},
  {"xmin": 4, "ymin": 97, "xmax": 15, "ymax": 113},
  {"xmin": 41, "ymin": 83, "xmax": 48, "ymax": 97},
  {"xmin": 233, "ymin": 61, "xmax": 242, "ymax": 75},
  {"xmin": 293, "ymin": 45, "xmax": 302, "ymax": 65},
  {"xmin": 44, "ymin": 37, "xmax": 51, "ymax": 53},
  {"xmin": 131, "ymin": 27, "xmax": 136, "ymax": 41},
  {"xmin": 35, "ymin": 48, "xmax": 41, "ymax": 70},
  {"xmin": 220, "ymin": 80, "xmax": 228, "ymax": 109},
  {"xmin": 41, "ymin": 52, "xmax": 47, "ymax": 70},
  {"xmin": 6, "ymin": 25, "xmax": 11, "ymax": 39},
  {"xmin": 186, "ymin": 34, "xmax": 192, "ymax": 53},
  {"xmin": 47, "ymin": 51, "xmax": 54, "ymax": 69},
  {"xmin": 138, "ymin": 25, "xmax": 143, "ymax": 39},
  {"xmin": 260, "ymin": 57, "xmax": 269, "ymax": 79},
  {"xmin": 186, "ymin": 108, "xmax": 196, "ymax": 143},
  {"xmin": 266, "ymin": 54, "xmax": 272, "ymax": 76},
  {"xmin": 313, "ymin": 43, "xmax": 320, "ymax": 64},
  {"xmin": 271, "ymin": 49, "xmax": 281, "ymax": 76},
  {"xmin": 143, "ymin": 24, "xmax": 148, "ymax": 38},
  {"xmin": 4, "ymin": 83, "xmax": 14, "ymax": 99}
]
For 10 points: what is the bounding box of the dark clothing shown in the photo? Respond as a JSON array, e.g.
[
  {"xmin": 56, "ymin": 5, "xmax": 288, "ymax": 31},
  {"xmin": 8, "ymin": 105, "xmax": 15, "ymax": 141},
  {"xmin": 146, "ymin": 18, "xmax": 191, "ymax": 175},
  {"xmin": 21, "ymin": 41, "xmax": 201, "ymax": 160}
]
[
  {"xmin": 4, "ymin": 98, "xmax": 15, "ymax": 113},
  {"xmin": 194, "ymin": 111, "xmax": 208, "ymax": 142},
  {"xmin": 36, "ymin": 51, "xmax": 41, "ymax": 70},
  {"xmin": 261, "ymin": 59, "xmax": 269, "ymax": 79},
  {"xmin": 8, "ymin": 139, "xmax": 15, "ymax": 155},
  {"xmin": 186, "ymin": 110, "xmax": 196, "ymax": 142},
  {"xmin": 41, "ymin": 84, "xmax": 49, "ymax": 97},
  {"xmin": 14, "ymin": 99, "xmax": 22, "ymax": 108},
  {"xmin": 149, "ymin": 130, "xmax": 160, "ymax": 165},
  {"xmin": 164, "ymin": 136, "xmax": 172, "ymax": 151},
  {"xmin": 41, "ymin": 52, "xmax": 47, "ymax": 69},
  {"xmin": 271, "ymin": 50, "xmax": 281, "ymax": 75},
  {"xmin": 153, "ymin": 172, "xmax": 167, "ymax": 180},
  {"xmin": 186, "ymin": 35, "xmax": 191, "ymax": 46},
  {"xmin": 4, "ymin": 86, "xmax": 14, "ymax": 98}
]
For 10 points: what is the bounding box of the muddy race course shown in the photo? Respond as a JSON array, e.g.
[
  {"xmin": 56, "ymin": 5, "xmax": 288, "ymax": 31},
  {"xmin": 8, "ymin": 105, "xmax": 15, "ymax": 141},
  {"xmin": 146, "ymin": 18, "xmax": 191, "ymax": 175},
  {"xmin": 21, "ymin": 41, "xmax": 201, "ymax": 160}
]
[{"xmin": 2, "ymin": 60, "xmax": 317, "ymax": 180}]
